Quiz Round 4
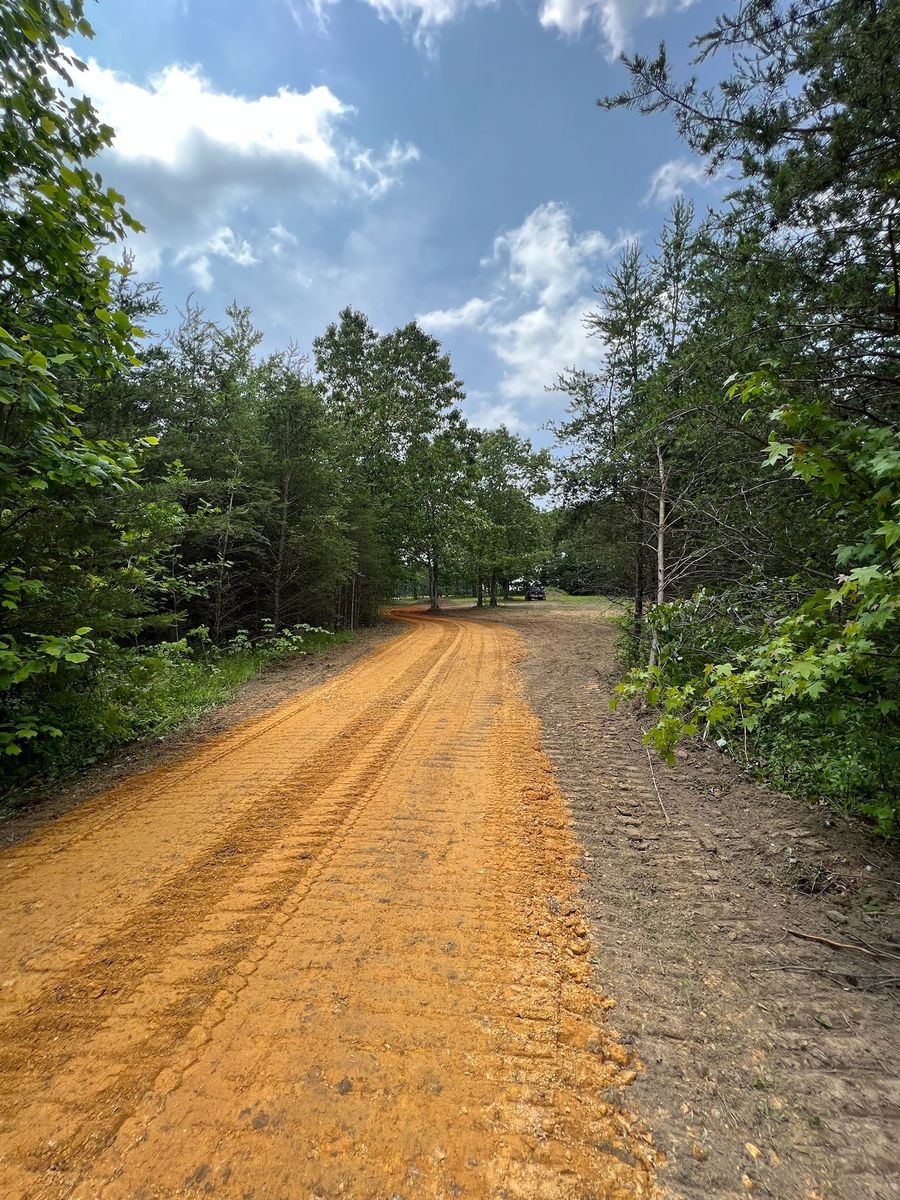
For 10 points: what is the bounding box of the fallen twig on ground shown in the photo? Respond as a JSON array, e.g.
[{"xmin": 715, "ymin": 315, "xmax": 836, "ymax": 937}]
[
  {"xmin": 752, "ymin": 963, "xmax": 900, "ymax": 991},
  {"xmin": 785, "ymin": 926, "xmax": 900, "ymax": 963},
  {"xmin": 639, "ymin": 730, "xmax": 670, "ymax": 825}
]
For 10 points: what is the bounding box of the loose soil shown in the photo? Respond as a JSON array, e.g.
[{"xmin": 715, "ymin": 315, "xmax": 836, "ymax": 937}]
[
  {"xmin": 0, "ymin": 623, "xmax": 402, "ymax": 852},
  {"xmin": 0, "ymin": 609, "xmax": 656, "ymax": 1200},
  {"xmin": 467, "ymin": 599, "xmax": 900, "ymax": 1200},
  {"xmin": 2, "ymin": 602, "xmax": 898, "ymax": 1199}
]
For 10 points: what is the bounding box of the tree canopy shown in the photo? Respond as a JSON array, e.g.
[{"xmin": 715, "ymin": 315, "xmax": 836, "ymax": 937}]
[{"xmin": 549, "ymin": 0, "xmax": 900, "ymax": 832}]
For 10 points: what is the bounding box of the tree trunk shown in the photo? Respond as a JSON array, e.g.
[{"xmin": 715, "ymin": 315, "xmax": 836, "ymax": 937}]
[
  {"xmin": 649, "ymin": 444, "xmax": 666, "ymax": 668},
  {"xmin": 212, "ymin": 487, "xmax": 235, "ymax": 643},
  {"xmin": 502, "ymin": 578, "xmax": 510, "ymax": 602},
  {"xmin": 489, "ymin": 571, "xmax": 498, "ymax": 607},
  {"xmin": 632, "ymin": 495, "xmax": 645, "ymax": 650},
  {"xmin": 272, "ymin": 472, "xmax": 291, "ymax": 632},
  {"xmin": 476, "ymin": 577, "xmax": 484, "ymax": 607},
  {"xmin": 428, "ymin": 549, "xmax": 439, "ymax": 611},
  {"xmin": 171, "ymin": 547, "xmax": 181, "ymax": 640}
]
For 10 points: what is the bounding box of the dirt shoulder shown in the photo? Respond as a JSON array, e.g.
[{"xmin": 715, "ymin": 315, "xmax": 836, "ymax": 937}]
[
  {"xmin": 1, "ymin": 620, "xmax": 404, "ymax": 852},
  {"xmin": 461, "ymin": 599, "xmax": 900, "ymax": 1200}
]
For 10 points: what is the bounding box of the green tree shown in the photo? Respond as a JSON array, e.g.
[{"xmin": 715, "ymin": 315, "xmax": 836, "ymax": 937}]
[
  {"xmin": 255, "ymin": 350, "xmax": 353, "ymax": 630},
  {"xmin": 599, "ymin": 0, "xmax": 900, "ymax": 830},
  {"xmin": 470, "ymin": 428, "xmax": 549, "ymax": 605},
  {"xmin": 377, "ymin": 321, "xmax": 470, "ymax": 610},
  {"xmin": 0, "ymin": 0, "xmax": 155, "ymax": 755},
  {"xmin": 554, "ymin": 239, "xmax": 660, "ymax": 648},
  {"xmin": 315, "ymin": 312, "xmax": 473, "ymax": 611},
  {"xmin": 314, "ymin": 308, "xmax": 401, "ymax": 615}
]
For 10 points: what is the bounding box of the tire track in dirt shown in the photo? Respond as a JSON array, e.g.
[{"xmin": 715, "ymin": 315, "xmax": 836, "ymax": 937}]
[
  {"xmin": 0, "ymin": 619, "xmax": 425, "ymax": 886},
  {"xmin": 0, "ymin": 616, "xmax": 467, "ymax": 1182},
  {"xmin": 0, "ymin": 616, "xmax": 446, "ymax": 1015},
  {"xmin": 487, "ymin": 604, "xmax": 900, "ymax": 1200},
  {"xmin": 0, "ymin": 609, "xmax": 658, "ymax": 1200}
]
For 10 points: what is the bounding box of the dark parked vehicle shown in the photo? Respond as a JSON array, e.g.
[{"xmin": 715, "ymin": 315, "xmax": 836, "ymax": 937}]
[{"xmin": 525, "ymin": 583, "xmax": 546, "ymax": 601}]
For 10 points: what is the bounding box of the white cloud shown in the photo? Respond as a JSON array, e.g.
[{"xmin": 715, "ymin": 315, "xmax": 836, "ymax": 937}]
[
  {"xmin": 491, "ymin": 299, "xmax": 604, "ymax": 400},
  {"xmin": 465, "ymin": 395, "xmax": 525, "ymax": 431},
  {"xmin": 325, "ymin": 0, "xmax": 495, "ymax": 52},
  {"xmin": 282, "ymin": 0, "xmax": 307, "ymax": 30},
  {"xmin": 419, "ymin": 296, "xmax": 495, "ymax": 331},
  {"xmin": 204, "ymin": 228, "xmax": 258, "ymax": 267},
  {"xmin": 304, "ymin": 0, "xmax": 693, "ymax": 57},
  {"xmin": 540, "ymin": 0, "xmax": 699, "ymax": 57},
  {"xmin": 419, "ymin": 202, "xmax": 626, "ymax": 416},
  {"xmin": 487, "ymin": 202, "xmax": 618, "ymax": 308},
  {"xmin": 268, "ymin": 222, "xmax": 299, "ymax": 255},
  {"xmin": 83, "ymin": 62, "xmax": 348, "ymax": 174},
  {"xmin": 644, "ymin": 157, "xmax": 716, "ymax": 205},
  {"xmin": 351, "ymin": 140, "xmax": 421, "ymax": 197},
  {"xmin": 79, "ymin": 60, "xmax": 418, "ymax": 288},
  {"xmin": 175, "ymin": 226, "xmax": 259, "ymax": 291}
]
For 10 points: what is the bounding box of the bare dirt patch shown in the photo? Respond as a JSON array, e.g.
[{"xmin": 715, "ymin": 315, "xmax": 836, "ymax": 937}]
[
  {"xmin": 0, "ymin": 609, "xmax": 656, "ymax": 1199},
  {"xmin": 465, "ymin": 599, "xmax": 900, "ymax": 1200}
]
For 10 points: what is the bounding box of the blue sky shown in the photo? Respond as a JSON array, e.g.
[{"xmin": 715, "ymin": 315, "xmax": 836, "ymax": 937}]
[{"xmin": 78, "ymin": 0, "xmax": 726, "ymax": 441}]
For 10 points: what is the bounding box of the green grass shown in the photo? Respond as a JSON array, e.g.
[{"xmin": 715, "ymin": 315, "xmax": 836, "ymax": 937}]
[
  {"xmin": 543, "ymin": 588, "xmax": 628, "ymax": 610},
  {"xmin": 126, "ymin": 629, "xmax": 352, "ymax": 739},
  {"xmin": 0, "ymin": 627, "xmax": 353, "ymax": 814},
  {"xmin": 397, "ymin": 589, "xmax": 630, "ymax": 613}
]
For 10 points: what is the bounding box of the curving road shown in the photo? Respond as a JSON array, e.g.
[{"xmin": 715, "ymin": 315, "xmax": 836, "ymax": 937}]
[{"xmin": 0, "ymin": 609, "xmax": 655, "ymax": 1200}]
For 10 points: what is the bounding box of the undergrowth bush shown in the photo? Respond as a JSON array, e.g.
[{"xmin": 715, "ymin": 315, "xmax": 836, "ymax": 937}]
[
  {"xmin": 0, "ymin": 623, "xmax": 347, "ymax": 808},
  {"xmin": 614, "ymin": 372, "xmax": 900, "ymax": 839},
  {"xmin": 615, "ymin": 581, "xmax": 900, "ymax": 837}
]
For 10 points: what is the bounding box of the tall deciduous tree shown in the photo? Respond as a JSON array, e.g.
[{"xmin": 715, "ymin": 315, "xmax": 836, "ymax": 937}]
[
  {"xmin": 0, "ymin": 1, "xmax": 156, "ymax": 753},
  {"xmin": 470, "ymin": 428, "xmax": 550, "ymax": 605},
  {"xmin": 594, "ymin": 0, "xmax": 900, "ymax": 830}
]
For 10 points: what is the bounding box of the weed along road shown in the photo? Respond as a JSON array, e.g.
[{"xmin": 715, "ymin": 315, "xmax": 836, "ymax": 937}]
[{"xmin": 0, "ymin": 608, "xmax": 656, "ymax": 1200}]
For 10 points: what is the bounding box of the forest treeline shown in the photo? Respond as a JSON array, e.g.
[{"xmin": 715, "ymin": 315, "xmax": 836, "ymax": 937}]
[
  {"xmin": 2, "ymin": 0, "xmax": 898, "ymax": 833},
  {"xmin": 0, "ymin": 2, "xmax": 552, "ymax": 790},
  {"xmin": 555, "ymin": 0, "xmax": 899, "ymax": 831}
]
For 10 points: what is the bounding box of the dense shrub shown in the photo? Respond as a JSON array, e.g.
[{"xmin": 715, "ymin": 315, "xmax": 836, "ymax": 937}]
[{"xmin": 0, "ymin": 625, "xmax": 344, "ymax": 805}]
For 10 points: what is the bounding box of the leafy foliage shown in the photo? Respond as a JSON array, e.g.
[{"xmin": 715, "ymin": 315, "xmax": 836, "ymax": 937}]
[
  {"xmin": 4, "ymin": 624, "xmax": 343, "ymax": 795},
  {"xmin": 0, "ymin": 12, "xmax": 550, "ymax": 796},
  {"xmin": 555, "ymin": 0, "xmax": 900, "ymax": 832},
  {"xmin": 0, "ymin": 1, "xmax": 159, "ymax": 758}
]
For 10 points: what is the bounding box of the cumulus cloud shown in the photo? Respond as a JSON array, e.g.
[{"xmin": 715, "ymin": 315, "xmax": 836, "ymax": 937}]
[
  {"xmin": 490, "ymin": 299, "xmax": 605, "ymax": 400},
  {"xmin": 644, "ymin": 157, "xmax": 717, "ymax": 205},
  {"xmin": 486, "ymin": 203, "xmax": 618, "ymax": 308},
  {"xmin": 539, "ymin": 0, "xmax": 698, "ymax": 57},
  {"xmin": 419, "ymin": 202, "xmax": 625, "ymax": 413},
  {"xmin": 83, "ymin": 62, "xmax": 344, "ymax": 169},
  {"xmin": 418, "ymin": 296, "xmax": 496, "ymax": 331},
  {"xmin": 80, "ymin": 60, "xmax": 418, "ymax": 288}
]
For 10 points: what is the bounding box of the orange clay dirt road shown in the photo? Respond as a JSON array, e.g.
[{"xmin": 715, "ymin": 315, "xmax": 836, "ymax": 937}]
[{"xmin": 0, "ymin": 607, "xmax": 657, "ymax": 1200}]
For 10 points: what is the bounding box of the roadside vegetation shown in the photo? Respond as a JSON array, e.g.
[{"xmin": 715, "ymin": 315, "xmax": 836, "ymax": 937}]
[
  {"xmin": 0, "ymin": 1, "xmax": 550, "ymax": 798},
  {"xmin": 1, "ymin": 0, "xmax": 897, "ymax": 836},
  {"xmin": 11, "ymin": 624, "xmax": 348, "ymax": 801},
  {"xmin": 553, "ymin": 0, "xmax": 899, "ymax": 833}
]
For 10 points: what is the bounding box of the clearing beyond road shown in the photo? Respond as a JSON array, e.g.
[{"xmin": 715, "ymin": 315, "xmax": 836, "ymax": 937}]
[{"xmin": 0, "ymin": 608, "xmax": 657, "ymax": 1200}]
